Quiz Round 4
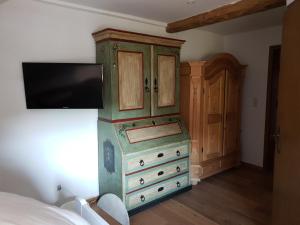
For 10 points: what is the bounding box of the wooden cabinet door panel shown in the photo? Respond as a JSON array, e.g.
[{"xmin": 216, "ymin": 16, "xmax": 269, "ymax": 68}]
[
  {"xmin": 158, "ymin": 55, "xmax": 176, "ymax": 107},
  {"xmin": 118, "ymin": 51, "xmax": 144, "ymax": 110},
  {"xmin": 111, "ymin": 41, "xmax": 151, "ymax": 120},
  {"xmin": 203, "ymin": 70, "xmax": 225, "ymax": 161},
  {"xmin": 223, "ymin": 69, "xmax": 241, "ymax": 155},
  {"xmin": 152, "ymin": 46, "xmax": 180, "ymax": 116}
]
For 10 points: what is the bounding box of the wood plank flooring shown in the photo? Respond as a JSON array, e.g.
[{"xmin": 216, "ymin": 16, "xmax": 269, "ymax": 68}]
[{"xmin": 130, "ymin": 165, "xmax": 273, "ymax": 225}]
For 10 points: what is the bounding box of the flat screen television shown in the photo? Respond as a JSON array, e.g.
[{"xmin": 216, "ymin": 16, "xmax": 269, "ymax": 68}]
[{"xmin": 22, "ymin": 63, "xmax": 103, "ymax": 109}]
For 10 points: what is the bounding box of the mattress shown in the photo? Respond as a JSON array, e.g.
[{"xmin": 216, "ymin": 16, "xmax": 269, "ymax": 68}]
[{"xmin": 0, "ymin": 192, "xmax": 90, "ymax": 225}]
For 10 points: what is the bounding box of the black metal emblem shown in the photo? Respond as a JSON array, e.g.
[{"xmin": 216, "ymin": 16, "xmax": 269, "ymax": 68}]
[{"xmin": 103, "ymin": 139, "xmax": 115, "ymax": 173}]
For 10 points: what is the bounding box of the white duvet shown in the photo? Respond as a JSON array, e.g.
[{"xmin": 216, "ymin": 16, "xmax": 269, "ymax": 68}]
[{"xmin": 0, "ymin": 192, "xmax": 90, "ymax": 225}]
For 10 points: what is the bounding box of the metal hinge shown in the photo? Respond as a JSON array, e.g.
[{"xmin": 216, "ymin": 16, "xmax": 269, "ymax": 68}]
[{"xmin": 201, "ymin": 147, "xmax": 204, "ymax": 153}]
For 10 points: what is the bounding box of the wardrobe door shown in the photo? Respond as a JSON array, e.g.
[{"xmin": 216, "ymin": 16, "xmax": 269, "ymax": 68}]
[
  {"xmin": 203, "ymin": 70, "xmax": 225, "ymax": 161},
  {"xmin": 152, "ymin": 46, "xmax": 180, "ymax": 116},
  {"xmin": 223, "ymin": 70, "xmax": 241, "ymax": 156},
  {"xmin": 110, "ymin": 41, "xmax": 151, "ymax": 120}
]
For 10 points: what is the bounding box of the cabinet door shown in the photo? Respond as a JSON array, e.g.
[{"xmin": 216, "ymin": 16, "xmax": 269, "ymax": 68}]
[
  {"xmin": 203, "ymin": 70, "xmax": 225, "ymax": 161},
  {"xmin": 223, "ymin": 69, "xmax": 241, "ymax": 155},
  {"xmin": 152, "ymin": 46, "xmax": 180, "ymax": 116},
  {"xmin": 111, "ymin": 41, "xmax": 151, "ymax": 120}
]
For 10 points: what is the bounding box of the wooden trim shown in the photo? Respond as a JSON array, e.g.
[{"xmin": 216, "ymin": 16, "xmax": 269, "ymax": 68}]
[
  {"xmin": 117, "ymin": 50, "xmax": 145, "ymax": 111},
  {"xmin": 166, "ymin": 0, "xmax": 286, "ymax": 33},
  {"xmin": 157, "ymin": 54, "xmax": 177, "ymax": 108},
  {"xmin": 98, "ymin": 113, "xmax": 180, "ymax": 123},
  {"xmin": 93, "ymin": 28, "xmax": 185, "ymax": 47},
  {"xmin": 87, "ymin": 198, "xmax": 121, "ymax": 225},
  {"xmin": 86, "ymin": 196, "xmax": 99, "ymax": 205}
]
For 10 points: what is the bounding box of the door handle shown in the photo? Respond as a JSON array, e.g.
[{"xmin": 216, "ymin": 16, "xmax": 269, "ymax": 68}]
[
  {"xmin": 154, "ymin": 78, "xmax": 158, "ymax": 92},
  {"xmin": 272, "ymin": 127, "xmax": 280, "ymax": 154},
  {"xmin": 145, "ymin": 78, "xmax": 150, "ymax": 92}
]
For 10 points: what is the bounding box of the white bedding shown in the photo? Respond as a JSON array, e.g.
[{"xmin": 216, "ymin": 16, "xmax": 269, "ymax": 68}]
[{"xmin": 0, "ymin": 192, "xmax": 90, "ymax": 225}]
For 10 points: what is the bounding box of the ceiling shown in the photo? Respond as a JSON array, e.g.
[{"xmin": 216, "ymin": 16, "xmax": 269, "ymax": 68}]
[
  {"xmin": 57, "ymin": 0, "xmax": 236, "ymax": 22},
  {"xmin": 200, "ymin": 6, "xmax": 285, "ymax": 35},
  {"xmin": 46, "ymin": 0, "xmax": 285, "ymax": 34}
]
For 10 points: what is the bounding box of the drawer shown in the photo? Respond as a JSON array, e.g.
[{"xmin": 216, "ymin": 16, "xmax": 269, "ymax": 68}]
[
  {"xmin": 126, "ymin": 173, "xmax": 189, "ymax": 210},
  {"xmin": 126, "ymin": 158, "xmax": 189, "ymax": 192},
  {"xmin": 126, "ymin": 145, "xmax": 189, "ymax": 173}
]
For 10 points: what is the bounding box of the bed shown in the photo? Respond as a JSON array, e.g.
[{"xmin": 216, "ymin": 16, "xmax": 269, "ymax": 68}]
[{"xmin": 0, "ymin": 192, "xmax": 109, "ymax": 225}]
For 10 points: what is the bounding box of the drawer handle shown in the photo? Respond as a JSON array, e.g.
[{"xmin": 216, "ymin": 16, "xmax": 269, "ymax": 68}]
[
  {"xmin": 158, "ymin": 171, "xmax": 164, "ymax": 176},
  {"xmin": 145, "ymin": 78, "xmax": 150, "ymax": 93},
  {"xmin": 157, "ymin": 153, "xmax": 164, "ymax": 158},
  {"xmin": 176, "ymin": 166, "xmax": 181, "ymax": 172},
  {"xmin": 139, "ymin": 178, "xmax": 144, "ymax": 185},
  {"xmin": 176, "ymin": 181, "xmax": 181, "ymax": 188},
  {"xmin": 139, "ymin": 160, "xmax": 144, "ymax": 166},
  {"xmin": 140, "ymin": 195, "xmax": 145, "ymax": 202},
  {"xmin": 158, "ymin": 187, "xmax": 164, "ymax": 192},
  {"xmin": 176, "ymin": 150, "xmax": 181, "ymax": 156}
]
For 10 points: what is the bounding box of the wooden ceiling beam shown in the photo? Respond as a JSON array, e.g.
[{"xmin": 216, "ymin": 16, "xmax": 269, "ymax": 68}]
[{"xmin": 166, "ymin": 0, "xmax": 286, "ymax": 33}]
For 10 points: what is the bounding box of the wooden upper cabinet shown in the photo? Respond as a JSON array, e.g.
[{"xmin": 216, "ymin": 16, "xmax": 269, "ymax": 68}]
[
  {"xmin": 203, "ymin": 70, "xmax": 225, "ymax": 161},
  {"xmin": 93, "ymin": 29, "xmax": 185, "ymax": 120},
  {"xmin": 152, "ymin": 46, "xmax": 180, "ymax": 116}
]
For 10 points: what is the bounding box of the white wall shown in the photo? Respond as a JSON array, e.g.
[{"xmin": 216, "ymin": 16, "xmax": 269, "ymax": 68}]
[
  {"xmin": 224, "ymin": 26, "xmax": 282, "ymax": 167},
  {"xmin": 0, "ymin": 0, "xmax": 224, "ymax": 204}
]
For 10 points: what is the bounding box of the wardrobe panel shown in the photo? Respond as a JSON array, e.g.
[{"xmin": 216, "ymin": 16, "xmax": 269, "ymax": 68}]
[
  {"xmin": 223, "ymin": 70, "xmax": 241, "ymax": 155},
  {"xmin": 203, "ymin": 70, "xmax": 225, "ymax": 161}
]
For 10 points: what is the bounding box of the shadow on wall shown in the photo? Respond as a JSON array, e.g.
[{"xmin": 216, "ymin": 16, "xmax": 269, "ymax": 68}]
[
  {"xmin": 0, "ymin": 166, "xmax": 43, "ymax": 201},
  {"xmin": 0, "ymin": 166, "xmax": 77, "ymax": 206}
]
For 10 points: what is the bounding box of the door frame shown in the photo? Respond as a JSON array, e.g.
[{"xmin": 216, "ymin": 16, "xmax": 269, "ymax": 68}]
[{"xmin": 263, "ymin": 45, "xmax": 281, "ymax": 171}]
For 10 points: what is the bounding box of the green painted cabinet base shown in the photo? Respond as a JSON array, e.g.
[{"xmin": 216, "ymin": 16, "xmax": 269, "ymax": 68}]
[{"xmin": 98, "ymin": 115, "xmax": 191, "ymax": 212}]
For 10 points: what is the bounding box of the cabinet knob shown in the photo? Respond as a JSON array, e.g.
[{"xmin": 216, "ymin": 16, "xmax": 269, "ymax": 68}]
[
  {"xmin": 139, "ymin": 178, "xmax": 144, "ymax": 185},
  {"xmin": 176, "ymin": 166, "xmax": 181, "ymax": 172},
  {"xmin": 158, "ymin": 187, "xmax": 164, "ymax": 192},
  {"xmin": 140, "ymin": 195, "xmax": 145, "ymax": 202},
  {"xmin": 157, "ymin": 153, "xmax": 164, "ymax": 158},
  {"xmin": 176, "ymin": 181, "xmax": 181, "ymax": 188},
  {"xmin": 176, "ymin": 150, "xmax": 181, "ymax": 157},
  {"xmin": 139, "ymin": 160, "xmax": 144, "ymax": 166},
  {"xmin": 158, "ymin": 171, "xmax": 164, "ymax": 176}
]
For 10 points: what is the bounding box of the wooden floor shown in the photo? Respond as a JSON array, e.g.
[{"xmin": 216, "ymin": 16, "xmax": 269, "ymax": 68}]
[{"xmin": 130, "ymin": 165, "xmax": 273, "ymax": 225}]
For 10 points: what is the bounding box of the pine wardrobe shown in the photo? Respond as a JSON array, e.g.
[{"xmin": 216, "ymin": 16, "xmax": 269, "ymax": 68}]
[{"xmin": 180, "ymin": 53, "xmax": 246, "ymax": 184}]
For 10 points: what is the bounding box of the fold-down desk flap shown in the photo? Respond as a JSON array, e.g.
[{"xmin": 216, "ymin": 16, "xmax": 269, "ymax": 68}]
[{"xmin": 126, "ymin": 122, "xmax": 182, "ymax": 144}]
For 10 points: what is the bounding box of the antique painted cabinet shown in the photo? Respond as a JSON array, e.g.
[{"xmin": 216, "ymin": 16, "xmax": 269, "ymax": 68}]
[
  {"xmin": 92, "ymin": 29, "xmax": 191, "ymax": 215},
  {"xmin": 180, "ymin": 53, "xmax": 245, "ymax": 184}
]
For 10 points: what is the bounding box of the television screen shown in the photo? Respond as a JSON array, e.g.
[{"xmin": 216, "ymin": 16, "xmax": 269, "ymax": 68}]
[{"xmin": 22, "ymin": 63, "xmax": 103, "ymax": 109}]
